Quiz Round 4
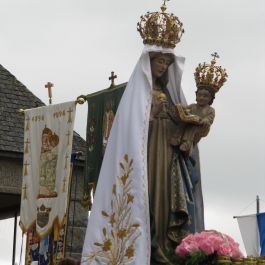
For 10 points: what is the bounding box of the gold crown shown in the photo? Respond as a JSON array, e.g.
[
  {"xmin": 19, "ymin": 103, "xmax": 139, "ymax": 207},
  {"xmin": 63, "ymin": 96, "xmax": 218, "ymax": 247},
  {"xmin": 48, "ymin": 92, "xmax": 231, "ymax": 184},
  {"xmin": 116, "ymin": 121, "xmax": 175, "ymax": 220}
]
[
  {"xmin": 137, "ymin": 1, "xmax": 184, "ymax": 48},
  {"xmin": 194, "ymin": 52, "xmax": 228, "ymax": 93}
]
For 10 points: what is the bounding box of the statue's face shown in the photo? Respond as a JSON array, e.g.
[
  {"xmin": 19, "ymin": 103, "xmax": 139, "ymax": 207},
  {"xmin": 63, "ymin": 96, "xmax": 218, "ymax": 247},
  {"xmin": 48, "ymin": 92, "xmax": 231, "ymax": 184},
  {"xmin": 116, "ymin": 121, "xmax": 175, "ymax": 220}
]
[
  {"xmin": 196, "ymin": 89, "xmax": 212, "ymax": 106},
  {"xmin": 150, "ymin": 54, "xmax": 172, "ymax": 80}
]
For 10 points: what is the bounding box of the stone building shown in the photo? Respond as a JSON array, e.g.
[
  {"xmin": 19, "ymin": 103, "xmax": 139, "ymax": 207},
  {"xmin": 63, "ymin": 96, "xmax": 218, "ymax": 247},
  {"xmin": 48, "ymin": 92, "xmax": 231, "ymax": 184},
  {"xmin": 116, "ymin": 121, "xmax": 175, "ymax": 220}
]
[{"xmin": 0, "ymin": 64, "xmax": 88, "ymax": 260}]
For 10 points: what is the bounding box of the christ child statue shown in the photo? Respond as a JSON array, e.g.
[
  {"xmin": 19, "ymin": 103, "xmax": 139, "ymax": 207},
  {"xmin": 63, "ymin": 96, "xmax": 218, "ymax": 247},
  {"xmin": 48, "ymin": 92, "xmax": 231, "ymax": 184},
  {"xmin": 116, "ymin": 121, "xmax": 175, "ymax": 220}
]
[{"xmin": 171, "ymin": 85, "xmax": 215, "ymax": 155}]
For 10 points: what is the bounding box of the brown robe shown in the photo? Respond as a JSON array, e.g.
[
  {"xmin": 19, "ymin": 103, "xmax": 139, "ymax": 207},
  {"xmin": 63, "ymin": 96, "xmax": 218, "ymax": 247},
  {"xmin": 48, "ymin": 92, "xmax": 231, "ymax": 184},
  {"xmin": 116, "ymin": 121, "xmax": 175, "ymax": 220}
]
[{"xmin": 148, "ymin": 89, "xmax": 195, "ymax": 264}]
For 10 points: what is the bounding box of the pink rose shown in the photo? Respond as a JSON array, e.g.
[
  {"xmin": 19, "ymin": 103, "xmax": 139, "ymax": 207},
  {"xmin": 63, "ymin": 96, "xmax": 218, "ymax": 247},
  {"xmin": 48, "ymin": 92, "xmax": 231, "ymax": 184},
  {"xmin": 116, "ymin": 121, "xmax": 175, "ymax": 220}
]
[
  {"xmin": 185, "ymin": 241, "xmax": 199, "ymax": 253},
  {"xmin": 182, "ymin": 234, "xmax": 195, "ymax": 244},
  {"xmin": 199, "ymin": 240, "xmax": 215, "ymax": 255},
  {"xmin": 217, "ymin": 243, "xmax": 232, "ymax": 256},
  {"xmin": 176, "ymin": 244, "xmax": 189, "ymax": 257},
  {"xmin": 208, "ymin": 235, "xmax": 224, "ymax": 250},
  {"xmin": 175, "ymin": 230, "xmax": 244, "ymax": 259}
]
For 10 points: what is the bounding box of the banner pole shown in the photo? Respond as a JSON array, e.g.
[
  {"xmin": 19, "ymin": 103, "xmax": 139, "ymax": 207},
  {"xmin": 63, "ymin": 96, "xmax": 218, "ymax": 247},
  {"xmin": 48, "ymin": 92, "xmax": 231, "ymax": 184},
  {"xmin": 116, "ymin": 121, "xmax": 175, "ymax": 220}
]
[{"xmin": 12, "ymin": 211, "xmax": 18, "ymax": 265}]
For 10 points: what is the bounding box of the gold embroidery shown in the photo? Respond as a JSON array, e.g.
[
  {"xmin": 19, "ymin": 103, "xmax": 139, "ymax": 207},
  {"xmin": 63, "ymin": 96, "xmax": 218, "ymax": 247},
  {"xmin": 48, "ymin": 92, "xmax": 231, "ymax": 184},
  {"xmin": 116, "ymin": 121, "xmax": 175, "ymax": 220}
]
[
  {"xmin": 31, "ymin": 115, "xmax": 44, "ymax": 122},
  {"xmin": 24, "ymin": 160, "xmax": 30, "ymax": 176},
  {"xmin": 66, "ymin": 130, "xmax": 71, "ymax": 146},
  {"xmin": 39, "ymin": 127, "xmax": 59, "ymax": 198},
  {"xmin": 67, "ymin": 107, "xmax": 73, "ymax": 123},
  {"xmin": 53, "ymin": 110, "xmax": 66, "ymax": 119},
  {"xmin": 87, "ymin": 154, "xmax": 141, "ymax": 264},
  {"xmin": 22, "ymin": 184, "xmax": 28, "ymax": 200},
  {"xmin": 64, "ymin": 154, "xmax": 69, "ymax": 169},
  {"xmin": 24, "ymin": 138, "xmax": 30, "ymax": 154}
]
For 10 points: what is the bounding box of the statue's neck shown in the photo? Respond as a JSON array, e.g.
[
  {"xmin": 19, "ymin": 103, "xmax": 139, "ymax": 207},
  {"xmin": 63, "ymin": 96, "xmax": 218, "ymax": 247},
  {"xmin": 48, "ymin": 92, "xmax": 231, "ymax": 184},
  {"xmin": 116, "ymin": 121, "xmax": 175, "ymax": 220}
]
[{"xmin": 153, "ymin": 80, "xmax": 162, "ymax": 91}]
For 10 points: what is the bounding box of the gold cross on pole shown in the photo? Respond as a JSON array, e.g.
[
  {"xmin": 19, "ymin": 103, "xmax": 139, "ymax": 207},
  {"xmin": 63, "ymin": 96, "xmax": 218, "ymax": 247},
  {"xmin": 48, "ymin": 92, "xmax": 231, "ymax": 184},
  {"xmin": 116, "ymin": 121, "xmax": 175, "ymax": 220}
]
[
  {"xmin": 109, "ymin": 71, "xmax": 117, "ymax": 88},
  {"xmin": 24, "ymin": 138, "xmax": 30, "ymax": 154},
  {"xmin": 45, "ymin": 82, "xmax": 54, "ymax": 105},
  {"xmin": 22, "ymin": 184, "xmax": 28, "ymax": 200},
  {"xmin": 24, "ymin": 161, "xmax": 29, "ymax": 176},
  {"xmin": 67, "ymin": 108, "xmax": 73, "ymax": 123}
]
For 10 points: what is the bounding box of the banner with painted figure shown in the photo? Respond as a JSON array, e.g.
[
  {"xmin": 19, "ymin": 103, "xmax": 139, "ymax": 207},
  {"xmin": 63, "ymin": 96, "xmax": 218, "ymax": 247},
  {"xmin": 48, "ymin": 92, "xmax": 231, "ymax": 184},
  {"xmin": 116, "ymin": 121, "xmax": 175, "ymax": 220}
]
[
  {"xmin": 24, "ymin": 216, "xmax": 67, "ymax": 265},
  {"xmin": 84, "ymin": 84, "xmax": 126, "ymax": 191},
  {"xmin": 20, "ymin": 101, "xmax": 76, "ymax": 264}
]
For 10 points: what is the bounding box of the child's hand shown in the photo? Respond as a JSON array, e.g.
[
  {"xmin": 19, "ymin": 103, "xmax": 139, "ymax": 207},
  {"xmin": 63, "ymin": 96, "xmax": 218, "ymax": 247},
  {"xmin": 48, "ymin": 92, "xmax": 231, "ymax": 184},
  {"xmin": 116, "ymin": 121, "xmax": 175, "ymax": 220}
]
[
  {"xmin": 158, "ymin": 96, "xmax": 168, "ymax": 104},
  {"xmin": 200, "ymin": 118, "xmax": 210, "ymax": 127},
  {"xmin": 184, "ymin": 107, "xmax": 191, "ymax": 115},
  {"xmin": 153, "ymin": 100, "xmax": 169, "ymax": 118}
]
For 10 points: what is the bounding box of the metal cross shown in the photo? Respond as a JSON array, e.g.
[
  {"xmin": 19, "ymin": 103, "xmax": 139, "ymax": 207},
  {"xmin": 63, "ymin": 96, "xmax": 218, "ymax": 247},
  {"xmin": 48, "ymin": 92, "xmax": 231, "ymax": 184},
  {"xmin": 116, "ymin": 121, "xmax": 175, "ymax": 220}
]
[
  {"xmin": 211, "ymin": 52, "xmax": 220, "ymax": 60},
  {"xmin": 109, "ymin": 71, "xmax": 117, "ymax": 88},
  {"xmin": 45, "ymin": 82, "xmax": 54, "ymax": 105},
  {"xmin": 67, "ymin": 107, "xmax": 73, "ymax": 123}
]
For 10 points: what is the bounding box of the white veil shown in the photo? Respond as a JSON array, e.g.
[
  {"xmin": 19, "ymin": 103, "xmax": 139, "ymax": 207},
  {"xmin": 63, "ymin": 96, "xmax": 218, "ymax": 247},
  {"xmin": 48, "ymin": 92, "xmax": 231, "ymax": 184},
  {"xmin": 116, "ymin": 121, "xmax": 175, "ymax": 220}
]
[{"xmin": 81, "ymin": 45, "xmax": 187, "ymax": 265}]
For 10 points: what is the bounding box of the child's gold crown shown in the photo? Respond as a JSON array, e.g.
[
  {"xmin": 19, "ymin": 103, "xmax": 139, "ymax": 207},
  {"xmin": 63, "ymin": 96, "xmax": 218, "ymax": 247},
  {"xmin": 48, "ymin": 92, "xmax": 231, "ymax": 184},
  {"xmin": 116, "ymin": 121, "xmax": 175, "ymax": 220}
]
[
  {"xmin": 194, "ymin": 53, "xmax": 228, "ymax": 93},
  {"xmin": 137, "ymin": 1, "xmax": 184, "ymax": 49}
]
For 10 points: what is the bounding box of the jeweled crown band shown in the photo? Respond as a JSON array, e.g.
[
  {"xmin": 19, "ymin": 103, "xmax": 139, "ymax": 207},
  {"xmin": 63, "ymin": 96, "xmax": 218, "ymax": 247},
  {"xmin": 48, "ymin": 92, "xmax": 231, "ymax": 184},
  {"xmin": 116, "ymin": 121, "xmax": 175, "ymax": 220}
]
[
  {"xmin": 194, "ymin": 53, "xmax": 228, "ymax": 93},
  {"xmin": 137, "ymin": 3, "xmax": 184, "ymax": 49}
]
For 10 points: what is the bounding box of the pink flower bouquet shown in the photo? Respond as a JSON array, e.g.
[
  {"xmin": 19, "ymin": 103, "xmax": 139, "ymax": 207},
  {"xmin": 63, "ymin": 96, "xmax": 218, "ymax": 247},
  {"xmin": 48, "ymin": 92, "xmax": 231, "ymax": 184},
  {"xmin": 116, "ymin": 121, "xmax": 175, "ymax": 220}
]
[{"xmin": 174, "ymin": 230, "xmax": 243, "ymax": 265}]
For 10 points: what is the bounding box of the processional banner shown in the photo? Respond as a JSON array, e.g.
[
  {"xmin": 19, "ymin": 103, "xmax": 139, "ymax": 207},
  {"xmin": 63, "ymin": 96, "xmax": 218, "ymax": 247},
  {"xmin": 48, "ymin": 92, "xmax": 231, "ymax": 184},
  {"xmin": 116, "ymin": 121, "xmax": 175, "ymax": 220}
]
[
  {"xmin": 84, "ymin": 84, "xmax": 126, "ymax": 191},
  {"xmin": 237, "ymin": 213, "xmax": 265, "ymax": 256},
  {"xmin": 20, "ymin": 101, "xmax": 76, "ymax": 265}
]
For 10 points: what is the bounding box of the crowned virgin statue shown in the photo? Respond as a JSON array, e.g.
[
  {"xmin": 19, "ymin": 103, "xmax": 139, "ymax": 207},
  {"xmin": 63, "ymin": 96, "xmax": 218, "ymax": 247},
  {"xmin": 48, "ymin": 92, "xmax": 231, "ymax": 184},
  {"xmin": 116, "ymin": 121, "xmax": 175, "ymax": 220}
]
[
  {"xmin": 82, "ymin": 2, "xmax": 228, "ymax": 265},
  {"xmin": 136, "ymin": 4, "xmax": 203, "ymax": 264}
]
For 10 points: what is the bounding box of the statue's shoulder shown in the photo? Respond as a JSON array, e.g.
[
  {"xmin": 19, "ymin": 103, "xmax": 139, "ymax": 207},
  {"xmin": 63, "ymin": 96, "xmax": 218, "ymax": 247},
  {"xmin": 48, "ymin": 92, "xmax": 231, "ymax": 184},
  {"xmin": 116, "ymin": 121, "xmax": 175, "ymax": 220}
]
[{"xmin": 208, "ymin": 105, "xmax": 215, "ymax": 113}]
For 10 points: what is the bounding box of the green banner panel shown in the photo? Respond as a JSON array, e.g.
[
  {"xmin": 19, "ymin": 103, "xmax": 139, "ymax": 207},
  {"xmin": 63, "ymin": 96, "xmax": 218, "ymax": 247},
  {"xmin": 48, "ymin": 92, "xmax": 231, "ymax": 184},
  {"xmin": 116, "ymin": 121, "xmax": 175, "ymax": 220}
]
[{"xmin": 84, "ymin": 83, "xmax": 126, "ymax": 192}]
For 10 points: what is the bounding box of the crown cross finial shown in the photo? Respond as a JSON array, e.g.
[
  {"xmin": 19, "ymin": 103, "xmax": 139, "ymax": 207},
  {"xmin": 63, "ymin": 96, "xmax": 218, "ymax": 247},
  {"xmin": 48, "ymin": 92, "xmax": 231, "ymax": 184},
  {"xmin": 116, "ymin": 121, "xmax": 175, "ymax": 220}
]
[
  {"xmin": 109, "ymin": 71, "xmax": 117, "ymax": 88},
  {"xmin": 161, "ymin": 0, "xmax": 170, "ymax": 12},
  {"xmin": 211, "ymin": 52, "xmax": 220, "ymax": 61}
]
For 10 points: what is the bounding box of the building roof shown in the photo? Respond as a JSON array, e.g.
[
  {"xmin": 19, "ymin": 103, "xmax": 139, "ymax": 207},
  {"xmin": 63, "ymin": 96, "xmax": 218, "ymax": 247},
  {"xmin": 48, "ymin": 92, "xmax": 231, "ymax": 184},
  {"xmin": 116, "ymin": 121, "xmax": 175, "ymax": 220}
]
[{"xmin": 0, "ymin": 64, "xmax": 86, "ymax": 155}]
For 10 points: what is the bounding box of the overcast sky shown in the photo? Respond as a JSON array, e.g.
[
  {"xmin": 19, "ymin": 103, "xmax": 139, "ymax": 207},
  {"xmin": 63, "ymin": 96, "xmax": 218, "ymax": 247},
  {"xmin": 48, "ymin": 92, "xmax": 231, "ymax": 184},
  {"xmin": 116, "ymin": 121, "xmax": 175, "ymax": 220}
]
[{"xmin": 0, "ymin": 0, "xmax": 265, "ymax": 264}]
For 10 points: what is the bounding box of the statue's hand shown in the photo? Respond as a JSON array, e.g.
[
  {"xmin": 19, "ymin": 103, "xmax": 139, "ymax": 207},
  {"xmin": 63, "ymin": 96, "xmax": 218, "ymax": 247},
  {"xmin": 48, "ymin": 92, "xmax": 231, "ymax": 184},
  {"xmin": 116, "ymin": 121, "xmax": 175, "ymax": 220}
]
[
  {"xmin": 184, "ymin": 107, "xmax": 192, "ymax": 115},
  {"xmin": 200, "ymin": 118, "xmax": 210, "ymax": 127},
  {"xmin": 157, "ymin": 100, "xmax": 169, "ymax": 117}
]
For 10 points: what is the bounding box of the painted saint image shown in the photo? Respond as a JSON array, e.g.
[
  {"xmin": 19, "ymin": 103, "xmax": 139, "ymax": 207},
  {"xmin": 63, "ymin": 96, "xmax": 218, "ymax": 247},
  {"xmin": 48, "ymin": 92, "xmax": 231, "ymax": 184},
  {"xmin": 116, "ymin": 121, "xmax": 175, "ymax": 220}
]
[
  {"xmin": 39, "ymin": 126, "xmax": 59, "ymax": 197},
  {"xmin": 102, "ymin": 100, "xmax": 115, "ymax": 155}
]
